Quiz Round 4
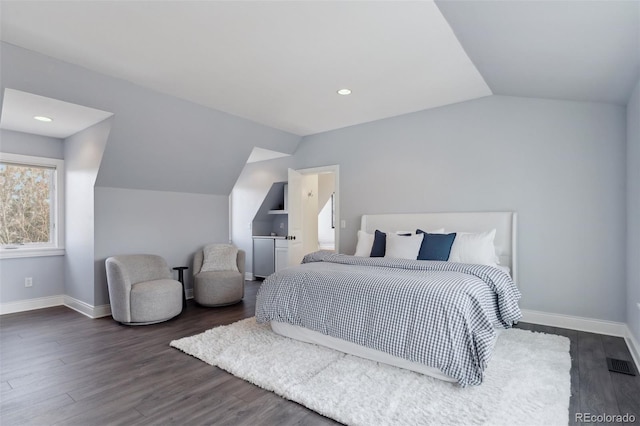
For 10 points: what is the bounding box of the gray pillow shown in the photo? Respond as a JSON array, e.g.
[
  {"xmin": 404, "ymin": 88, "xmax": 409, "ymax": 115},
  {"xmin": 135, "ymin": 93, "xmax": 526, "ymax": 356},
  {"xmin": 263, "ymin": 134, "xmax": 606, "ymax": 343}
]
[{"xmin": 201, "ymin": 244, "xmax": 239, "ymax": 272}]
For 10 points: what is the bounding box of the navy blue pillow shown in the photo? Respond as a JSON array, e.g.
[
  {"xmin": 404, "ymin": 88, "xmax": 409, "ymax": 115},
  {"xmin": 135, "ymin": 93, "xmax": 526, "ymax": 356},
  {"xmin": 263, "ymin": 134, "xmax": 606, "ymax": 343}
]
[
  {"xmin": 370, "ymin": 230, "xmax": 386, "ymax": 257},
  {"xmin": 416, "ymin": 229, "xmax": 456, "ymax": 261}
]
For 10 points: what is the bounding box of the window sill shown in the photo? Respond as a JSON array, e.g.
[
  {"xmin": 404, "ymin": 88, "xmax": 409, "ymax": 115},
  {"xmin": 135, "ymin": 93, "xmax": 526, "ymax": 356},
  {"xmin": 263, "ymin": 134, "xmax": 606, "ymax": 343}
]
[{"xmin": 0, "ymin": 247, "xmax": 65, "ymax": 259}]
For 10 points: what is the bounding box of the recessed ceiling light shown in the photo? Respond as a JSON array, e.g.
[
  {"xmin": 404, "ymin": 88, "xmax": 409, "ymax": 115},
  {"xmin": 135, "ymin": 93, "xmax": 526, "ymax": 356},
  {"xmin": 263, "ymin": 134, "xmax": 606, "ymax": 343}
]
[
  {"xmin": 337, "ymin": 89, "xmax": 352, "ymax": 96},
  {"xmin": 33, "ymin": 116, "xmax": 53, "ymax": 122}
]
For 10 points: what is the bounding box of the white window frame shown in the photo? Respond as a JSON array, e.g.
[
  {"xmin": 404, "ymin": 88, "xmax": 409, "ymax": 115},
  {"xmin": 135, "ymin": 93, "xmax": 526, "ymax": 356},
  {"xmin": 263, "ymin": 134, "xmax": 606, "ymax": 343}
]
[{"xmin": 0, "ymin": 152, "xmax": 65, "ymax": 259}]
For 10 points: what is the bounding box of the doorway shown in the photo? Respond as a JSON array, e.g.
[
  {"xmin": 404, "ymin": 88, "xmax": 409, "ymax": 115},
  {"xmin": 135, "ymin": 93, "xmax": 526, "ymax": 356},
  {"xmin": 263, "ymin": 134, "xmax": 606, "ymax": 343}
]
[{"xmin": 287, "ymin": 165, "xmax": 339, "ymax": 266}]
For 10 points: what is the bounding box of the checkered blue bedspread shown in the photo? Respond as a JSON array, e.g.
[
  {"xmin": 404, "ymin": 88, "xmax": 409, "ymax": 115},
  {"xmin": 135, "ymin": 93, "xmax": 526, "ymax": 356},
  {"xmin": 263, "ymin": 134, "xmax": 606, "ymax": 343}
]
[{"xmin": 255, "ymin": 251, "xmax": 522, "ymax": 386}]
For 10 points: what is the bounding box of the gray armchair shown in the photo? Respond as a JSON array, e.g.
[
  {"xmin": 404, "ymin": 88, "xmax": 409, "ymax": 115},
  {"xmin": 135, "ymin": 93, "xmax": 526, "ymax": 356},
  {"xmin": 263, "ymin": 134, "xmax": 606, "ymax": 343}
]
[
  {"xmin": 193, "ymin": 248, "xmax": 245, "ymax": 306},
  {"xmin": 105, "ymin": 254, "xmax": 183, "ymax": 325}
]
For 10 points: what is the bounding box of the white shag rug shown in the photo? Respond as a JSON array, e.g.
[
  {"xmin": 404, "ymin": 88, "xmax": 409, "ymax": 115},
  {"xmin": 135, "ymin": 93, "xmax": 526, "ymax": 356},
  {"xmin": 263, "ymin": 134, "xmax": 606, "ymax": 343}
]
[{"xmin": 170, "ymin": 318, "xmax": 571, "ymax": 426}]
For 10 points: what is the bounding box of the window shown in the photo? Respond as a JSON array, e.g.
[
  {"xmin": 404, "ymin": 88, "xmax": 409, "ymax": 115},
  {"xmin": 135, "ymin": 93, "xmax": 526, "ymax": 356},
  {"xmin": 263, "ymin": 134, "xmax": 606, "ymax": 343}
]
[{"xmin": 0, "ymin": 152, "xmax": 64, "ymax": 258}]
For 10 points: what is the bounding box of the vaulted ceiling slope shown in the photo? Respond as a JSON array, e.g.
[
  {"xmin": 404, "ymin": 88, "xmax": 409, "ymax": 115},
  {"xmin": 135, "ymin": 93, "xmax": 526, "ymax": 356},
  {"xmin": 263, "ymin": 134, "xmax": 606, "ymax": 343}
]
[
  {"xmin": 1, "ymin": 1, "xmax": 637, "ymax": 137},
  {"xmin": 0, "ymin": 42, "xmax": 301, "ymax": 195},
  {"xmin": 435, "ymin": 0, "xmax": 640, "ymax": 106},
  {"xmin": 0, "ymin": 1, "xmax": 638, "ymax": 197}
]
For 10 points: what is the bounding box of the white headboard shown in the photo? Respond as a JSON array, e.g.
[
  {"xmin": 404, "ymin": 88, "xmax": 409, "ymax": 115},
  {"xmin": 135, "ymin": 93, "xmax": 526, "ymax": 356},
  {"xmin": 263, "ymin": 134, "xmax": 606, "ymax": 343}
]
[{"xmin": 361, "ymin": 212, "xmax": 518, "ymax": 284}]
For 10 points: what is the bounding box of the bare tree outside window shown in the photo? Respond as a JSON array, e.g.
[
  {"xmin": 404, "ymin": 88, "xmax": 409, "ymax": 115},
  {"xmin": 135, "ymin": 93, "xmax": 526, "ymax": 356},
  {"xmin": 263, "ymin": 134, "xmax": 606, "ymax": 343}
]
[{"xmin": 0, "ymin": 162, "xmax": 54, "ymax": 245}]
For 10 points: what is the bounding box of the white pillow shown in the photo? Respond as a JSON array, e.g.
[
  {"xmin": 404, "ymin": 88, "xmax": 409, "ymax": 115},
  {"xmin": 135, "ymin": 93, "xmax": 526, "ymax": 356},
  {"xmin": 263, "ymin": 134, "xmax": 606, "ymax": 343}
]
[
  {"xmin": 354, "ymin": 229, "xmax": 444, "ymax": 257},
  {"xmin": 201, "ymin": 244, "xmax": 239, "ymax": 272},
  {"xmin": 354, "ymin": 230, "xmax": 375, "ymax": 257},
  {"xmin": 495, "ymin": 264, "xmax": 511, "ymax": 276},
  {"xmin": 384, "ymin": 233, "xmax": 424, "ymax": 260},
  {"xmin": 448, "ymin": 229, "xmax": 498, "ymax": 267}
]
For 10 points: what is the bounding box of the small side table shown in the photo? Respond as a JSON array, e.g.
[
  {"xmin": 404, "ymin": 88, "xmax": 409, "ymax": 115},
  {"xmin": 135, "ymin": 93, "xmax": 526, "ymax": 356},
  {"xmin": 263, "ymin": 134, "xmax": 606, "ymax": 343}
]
[{"xmin": 173, "ymin": 266, "xmax": 188, "ymax": 309}]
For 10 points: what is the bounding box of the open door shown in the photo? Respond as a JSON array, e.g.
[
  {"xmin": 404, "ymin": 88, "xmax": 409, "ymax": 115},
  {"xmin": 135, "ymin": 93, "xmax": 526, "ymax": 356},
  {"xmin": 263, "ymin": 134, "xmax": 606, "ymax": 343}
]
[{"xmin": 287, "ymin": 168, "xmax": 305, "ymax": 266}]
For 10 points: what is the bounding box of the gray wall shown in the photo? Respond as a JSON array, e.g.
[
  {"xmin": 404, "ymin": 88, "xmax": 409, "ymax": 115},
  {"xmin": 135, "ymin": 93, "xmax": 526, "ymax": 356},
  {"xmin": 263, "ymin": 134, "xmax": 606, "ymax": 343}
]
[
  {"xmin": 94, "ymin": 187, "xmax": 230, "ymax": 305},
  {"xmin": 64, "ymin": 119, "xmax": 112, "ymax": 306},
  {"xmin": 1, "ymin": 42, "xmax": 633, "ymax": 329},
  {"xmin": 1, "ymin": 41, "xmax": 300, "ymax": 308},
  {"xmin": 293, "ymin": 95, "xmax": 627, "ymax": 323},
  {"xmin": 0, "ymin": 130, "xmax": 65, "ymax": 303},
  {"xmin": 0, "ymin": 256, "xmax": 65, "ymax": 303},
  {"xmin": 0, "ymin": 129, "xmax": 64, "ymax": 159},
  {"xmin": 627, "ymin": 80, "xmax": 640, "ymax": 342}
]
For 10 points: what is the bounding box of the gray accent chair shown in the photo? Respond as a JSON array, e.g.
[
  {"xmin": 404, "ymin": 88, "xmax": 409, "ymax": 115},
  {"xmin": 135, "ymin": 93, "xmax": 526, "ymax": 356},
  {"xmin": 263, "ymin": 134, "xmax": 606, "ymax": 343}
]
[
  {"xmin": 105, "ymin": 254, "xmax": 183, "ymax": 325},
  {"xmin": 193, "ymin": 249, "xmax": 246, "ymax": 306}
]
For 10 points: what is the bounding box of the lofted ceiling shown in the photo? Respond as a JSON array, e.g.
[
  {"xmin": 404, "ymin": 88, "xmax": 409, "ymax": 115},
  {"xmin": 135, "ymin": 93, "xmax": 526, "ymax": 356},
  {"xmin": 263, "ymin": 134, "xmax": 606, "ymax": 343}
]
[
  {"xmin": 0, "ymin": 1, "xmax": 638, "ymax": 137},
  {"xmin": 0, "ymin": 89, "xmax": 113, "ymax": 138}
]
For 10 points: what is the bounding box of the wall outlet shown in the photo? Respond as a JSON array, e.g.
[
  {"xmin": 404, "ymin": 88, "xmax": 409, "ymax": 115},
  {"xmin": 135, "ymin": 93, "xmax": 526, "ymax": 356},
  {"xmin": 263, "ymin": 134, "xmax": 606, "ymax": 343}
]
[
  {"xmin": 280, "ymin": 222, "xmax": 284, "ymax": 229},
  {"xmin": 25, "ymin": 277, "xmax": 33, "ymax": 288},
  {"xmin": 340, "ymin": 219, "xmax": 346, "ymax": 229}
]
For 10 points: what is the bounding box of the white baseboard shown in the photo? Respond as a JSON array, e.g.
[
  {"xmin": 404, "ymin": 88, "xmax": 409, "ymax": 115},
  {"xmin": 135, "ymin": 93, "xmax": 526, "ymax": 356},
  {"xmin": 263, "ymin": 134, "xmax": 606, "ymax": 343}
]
[
  {"xmin": 0, "ymin": 294, "xmax": 111, "ymax": 319},
  {"xmin": 520, "ymin": 308, "xmax": 627, "ymax": 337},
  {"xmin": 64, "ymin": 296, "xmax": 111, "ymax": 319},
  {"xmin": 0, "ymin": 295, "xmax": 65, "ymax": 315},
  {"xmin": 245, "ymin": 272, "xmax": 255, "ymax": 281},
  {"xmin": 522, "ymin": 308, "xmax": 640, "ymax": 372},
  {"xmin": 624, "ymin": 327, "xmax": 640, "ymax": 373}
]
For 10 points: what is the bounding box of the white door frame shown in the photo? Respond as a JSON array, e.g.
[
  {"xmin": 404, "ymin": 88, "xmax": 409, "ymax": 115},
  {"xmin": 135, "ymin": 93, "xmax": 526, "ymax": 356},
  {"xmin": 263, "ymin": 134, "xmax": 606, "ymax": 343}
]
[{"xmin": 295, "ymin": 164, "xmax": 340, "ymax": 254}]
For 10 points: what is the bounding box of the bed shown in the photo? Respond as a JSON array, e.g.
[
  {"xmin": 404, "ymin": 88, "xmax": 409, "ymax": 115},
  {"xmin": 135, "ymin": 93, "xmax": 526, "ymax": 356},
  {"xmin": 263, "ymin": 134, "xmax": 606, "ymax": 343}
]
[{"xmin": 255, "ymin": 212, "xmax": 522, "ymax": 386}]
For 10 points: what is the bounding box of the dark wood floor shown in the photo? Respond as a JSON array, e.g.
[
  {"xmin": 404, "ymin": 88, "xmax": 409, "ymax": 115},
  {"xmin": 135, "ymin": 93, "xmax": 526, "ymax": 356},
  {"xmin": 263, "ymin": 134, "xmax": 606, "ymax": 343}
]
[{"xmin": 1, "ymin": 281, "xmax": 638, "ymax": 426}]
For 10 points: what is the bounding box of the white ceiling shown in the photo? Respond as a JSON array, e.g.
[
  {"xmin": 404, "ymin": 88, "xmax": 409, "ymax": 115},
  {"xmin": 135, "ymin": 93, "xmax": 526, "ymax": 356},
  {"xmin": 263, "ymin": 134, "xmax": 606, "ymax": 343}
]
[
  {"xmin": 0, "ymin": 89, "xmax": 113, "ymax": 139},
  {"xmin": 0, "ymin": 1, "xmax": 638, "ymax": 137},
  {"xmin": 0, "ymin": 0, "xmax": 490, "ymax": 136},
  {"xmin": 246, "ymin": 147, "xmax": 290, "ymax": 164}
]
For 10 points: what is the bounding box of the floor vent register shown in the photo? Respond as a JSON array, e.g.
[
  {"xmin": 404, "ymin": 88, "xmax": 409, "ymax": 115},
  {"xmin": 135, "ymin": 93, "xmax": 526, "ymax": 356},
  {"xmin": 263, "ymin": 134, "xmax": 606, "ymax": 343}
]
[{"xmin": 606, "ymin": 357, "xmax": 637, "ymax": 376}]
